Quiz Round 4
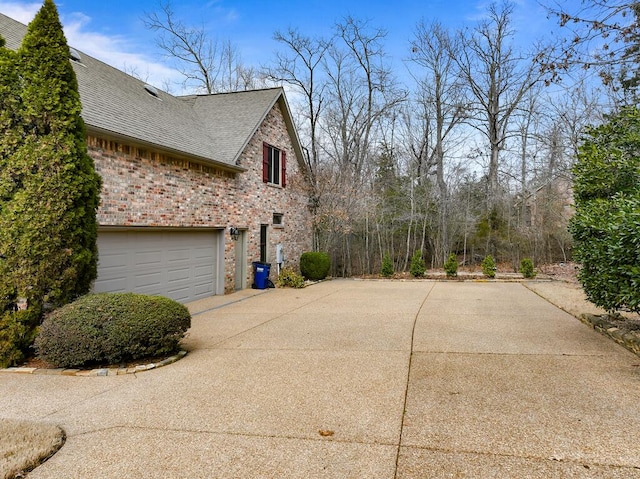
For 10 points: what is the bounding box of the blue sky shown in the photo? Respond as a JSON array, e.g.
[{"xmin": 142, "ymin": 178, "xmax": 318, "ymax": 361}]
[{"xmin": 0, "ymin": 0, "xmax": 577, "ymax": 93}]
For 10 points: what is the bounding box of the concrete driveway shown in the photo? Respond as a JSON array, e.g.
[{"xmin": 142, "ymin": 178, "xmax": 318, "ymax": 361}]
[{"xmin": 1, "ymin": 280, "xmax": 639, "ymax": 478}]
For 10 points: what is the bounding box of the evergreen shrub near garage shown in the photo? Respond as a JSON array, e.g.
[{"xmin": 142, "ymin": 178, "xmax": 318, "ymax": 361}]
[
  {"xmin": 35, "ymin": 293, "xmax": 191, "ymax": 368},
  {"xmin": 300, "ymin": 252, "xmax": 331, "ymax": 281},
  {"xmin": 0, "ymin": 310, "xmax": 40, "ymax": 368}
]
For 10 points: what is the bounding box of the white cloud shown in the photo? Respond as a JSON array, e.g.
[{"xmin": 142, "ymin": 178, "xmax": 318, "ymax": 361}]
[
  {"xmin": 0, "ymin": 1, "xmax": 39, "ymax": 23},
  {"xmin": 0, "ymin": 1, "xmax": 182, "ymax": 93},
  {"xmin": 61, "ymin": 12, "xmax": 182, "ymax": 91}
]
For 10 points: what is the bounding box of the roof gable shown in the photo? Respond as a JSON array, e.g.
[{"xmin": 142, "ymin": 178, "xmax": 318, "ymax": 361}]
[
  {"xmin": 0, "ymin": 13, "xmax": 305, "ymax": 174},
  {"xmin": 181, "ymin": 88, "xmax": 304, "ymax": 167}
]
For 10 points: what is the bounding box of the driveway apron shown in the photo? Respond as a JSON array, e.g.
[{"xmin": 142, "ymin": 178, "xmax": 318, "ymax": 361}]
[{"xmin": 0, "ymin": 280, "xmax": 639, "ymax": 478}]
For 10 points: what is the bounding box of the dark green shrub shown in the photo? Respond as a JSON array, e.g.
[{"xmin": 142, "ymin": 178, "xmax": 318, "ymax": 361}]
[
  {"xmin": 0, "ymin": 309, "xmax": 40, "ymax": 368},
  {"xmin": 410, "ymin": 251, "xmax": 426, "ymax": 277},
  {"xmin": 381, "ymin": 253, "xmax": 394, "ymax": 277},
  {"xmin": 276, "ymin": 267, "xmax": 306, "ymax": 288},
  {"xmin": 35, "ymin": 293, "xmax": 191, "ymax": 368},
  {"xmin": 482, "ymin": 255, "xmax": 496, "ymax": 278},
  {"xmin": 570, "ymin": 107, "xmax": 640, "ymax": 314},
  {"xmin": 0, "ymin": 0, "xmax": 102, "ymax": 313},
  {"xmin": 299, "ymin": 252, "xmax": 331, "ymax": 281},
  {"xmin": 444, "ymin": 254, "xmax": 458, "ymax": 278},
  {"xmin": 519, "ymin": 258, "xmax": 536, "ymax": 278}
]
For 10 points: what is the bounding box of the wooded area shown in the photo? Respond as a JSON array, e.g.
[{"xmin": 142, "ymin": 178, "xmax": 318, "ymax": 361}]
[{"xmin": 147, "ymin": 0, "xmax": 638, "ymax": 275}]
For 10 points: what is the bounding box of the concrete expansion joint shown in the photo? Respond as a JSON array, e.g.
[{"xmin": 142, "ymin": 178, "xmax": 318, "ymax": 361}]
[{"xmin": 0, "ymin": 351, "xmax": 187, "ymax": 377}]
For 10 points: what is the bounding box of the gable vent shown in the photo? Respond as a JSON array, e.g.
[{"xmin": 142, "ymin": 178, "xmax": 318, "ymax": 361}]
[
  {"xmin": 69, "ymin": 47, "xmax": 82, "ymax": 63},
  {"xmin": 144, "ymin": 84, "xmax": 161, "ymax": 99}
]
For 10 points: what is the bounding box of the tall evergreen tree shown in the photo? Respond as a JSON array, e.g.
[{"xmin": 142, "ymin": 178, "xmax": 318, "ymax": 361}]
[
  {"xmin": 0, "ymin": 36, "xmax": 24, "ymax": 312},
  {"xmin": 0, "ymin": 0, "xmax": 102, "ymax": 311}
]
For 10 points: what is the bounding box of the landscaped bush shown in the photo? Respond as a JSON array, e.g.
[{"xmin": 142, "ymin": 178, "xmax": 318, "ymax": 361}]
[
  {"xmin": 35, "ymin": 293, "xmax": 191, "ymax": 368},
  {"xmin": 276, "ymin": 267, "xmax": 306, "ymax": 288},
  {"xmin": 381, "ymin": 253, "xmax": 394, "ymax": 277},
  {"xmin": 444, "ymin": 254, "xmax": 458, "ymax": 278},
  {"xmin": 570, "ymin": 107, "xmax": 640, "ymax": 314},
  {"xmin": 0, "ymin": 310, "xmax": 40, "ymax": 368},
  {"xmin": 410, "ymin": 251, "xmax": 426, "ymax": 278},
  {"xmin": 482, "ymin": 255, "xmax": 497, "ymax": 278},
  {"xmin": 299, "ymin": 252, "xmax": 331, "ymax": 281},
  {"xmin": 519, "ymin": 258, "xmax": 536, "ymax": 278}
]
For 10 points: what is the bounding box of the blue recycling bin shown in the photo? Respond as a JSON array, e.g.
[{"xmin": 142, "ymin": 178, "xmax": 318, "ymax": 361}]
[{"xmin": 252, "ymin": 262, "xmax": 271, "ymax": 289}]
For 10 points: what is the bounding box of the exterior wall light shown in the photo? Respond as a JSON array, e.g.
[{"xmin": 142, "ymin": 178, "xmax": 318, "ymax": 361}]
[{"xmin": 229, "ymin": 227, "xmax": 239, "ymax": 241}]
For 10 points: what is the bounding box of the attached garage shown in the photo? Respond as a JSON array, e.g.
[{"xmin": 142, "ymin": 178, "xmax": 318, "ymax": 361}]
[{"xmin": 94, "ymin": 229, "xmax": 224, "ymax": 303}]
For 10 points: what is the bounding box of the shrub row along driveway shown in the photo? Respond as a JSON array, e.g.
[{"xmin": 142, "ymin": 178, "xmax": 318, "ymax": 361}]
[{"xmin": 1, "ymin": 280, "xmax": 639, "ymax": 478}]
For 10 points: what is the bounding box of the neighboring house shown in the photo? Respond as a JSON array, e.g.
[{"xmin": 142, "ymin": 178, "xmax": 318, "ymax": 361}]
[{"xmin": 1, "ymin": 13, "xmax": 312, "ymax": 302}]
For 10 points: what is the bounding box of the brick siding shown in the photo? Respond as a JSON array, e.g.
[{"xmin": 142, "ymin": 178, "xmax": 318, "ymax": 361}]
[{"xmin": 90, "ymin": 102, "xmax": 312, "ymax": 293}]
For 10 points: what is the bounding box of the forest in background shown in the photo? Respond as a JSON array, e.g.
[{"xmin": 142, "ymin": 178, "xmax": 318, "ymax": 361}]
[{"xmin": 145, "ymin": 0, "xmax": 638, "ymax": 275}]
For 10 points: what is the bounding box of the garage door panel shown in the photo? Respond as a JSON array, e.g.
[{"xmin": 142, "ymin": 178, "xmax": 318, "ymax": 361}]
[
  {"xmin": 167, "ymin": 249, "xmax": 190, "ymax": 263},
  {"xmin": 95, "ymin": 230, "xmax": 220, "ymax": 303},
  {"xmin": 97, "ymin": 251, "xmax": 129, "ymax": 269},
  {"xmin": 167, "ymin": 268, "xmax": 191, "ymax": 283},
  {"xmin": 134, "ymin": 250, "xmax": 164, "ymax": 267}
]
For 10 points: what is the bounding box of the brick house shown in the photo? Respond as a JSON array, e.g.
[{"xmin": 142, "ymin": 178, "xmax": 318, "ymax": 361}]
[{"xmin": 1, "ymin": 13, "xmax": 312, "ymax": 302}]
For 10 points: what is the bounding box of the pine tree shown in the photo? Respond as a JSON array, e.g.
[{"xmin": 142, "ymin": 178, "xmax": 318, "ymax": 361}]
[{"xmin": 0, "ymin": 0, "xmax": 102, "ymax": 311}]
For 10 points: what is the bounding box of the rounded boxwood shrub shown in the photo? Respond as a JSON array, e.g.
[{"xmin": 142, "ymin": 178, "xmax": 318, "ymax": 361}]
[
  {"xmin": 35, "ymin": 293, "xmax": 191, "ymax": 368},
  {"xmin": 299, "ymin": 252, "xmax": 331, "ymax": 281}
]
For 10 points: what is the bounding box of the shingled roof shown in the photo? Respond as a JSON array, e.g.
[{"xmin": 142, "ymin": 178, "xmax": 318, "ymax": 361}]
[{"xmin": 0, "ymin": 13, "xmax": 304, "ymax": 172}]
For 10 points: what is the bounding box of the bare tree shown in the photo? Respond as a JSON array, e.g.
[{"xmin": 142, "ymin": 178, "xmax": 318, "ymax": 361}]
[
  {"xmin": 143, "ymin": 1, "xmax": 260, "ymax": 93},
  {"xmin": 265, "ymin": 29, "xmax": 329, "ymax": 198},
  {"xmin": 544, "ymin": 1, "xmax": 640, "ymax": 101},
  {"xmin": 453, "ymin": 2, "xmax": 544, "ymax": 208},
  {"xmin": 324, "ymin": 17, "xmax": 406, "ymax": 178},
  {"xmin": 409, "ymin": 20, "xmax": 468, "ymax": 263}
]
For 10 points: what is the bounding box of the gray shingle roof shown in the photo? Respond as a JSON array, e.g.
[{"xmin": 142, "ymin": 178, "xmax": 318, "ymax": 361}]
[{"xmin": 0, "ymin": 13, "xmax": 303, "ymax": 172}]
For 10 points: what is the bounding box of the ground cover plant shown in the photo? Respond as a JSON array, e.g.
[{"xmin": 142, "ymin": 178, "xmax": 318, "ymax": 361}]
[
  {"xmin": 35, "ymin": 293, "xmax": 191, "ymax": 368},
  {"xmin": 276, "ymin": 267, "xmax": 306, "ymax": 288}
]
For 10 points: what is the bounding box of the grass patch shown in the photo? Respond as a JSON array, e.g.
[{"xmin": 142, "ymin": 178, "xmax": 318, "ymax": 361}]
[{"xmin": 0, "ymin": 419, "xmax": 65, "ymax": 479}]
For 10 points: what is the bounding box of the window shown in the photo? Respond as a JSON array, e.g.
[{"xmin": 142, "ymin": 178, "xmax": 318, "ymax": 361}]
[
  {"xmin": 263, "ymin": 143, "xmax": 286, "ymax": 187},
  {"xmin": 273, "ymin": 213, "xmax": 284, "ymax": 227}
]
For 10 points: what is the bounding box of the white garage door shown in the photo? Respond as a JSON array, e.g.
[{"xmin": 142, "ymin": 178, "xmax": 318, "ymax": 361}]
[{"xmin": 94, "ymin": 229, "xmax": 221, "ymax": 303}]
